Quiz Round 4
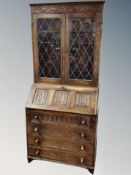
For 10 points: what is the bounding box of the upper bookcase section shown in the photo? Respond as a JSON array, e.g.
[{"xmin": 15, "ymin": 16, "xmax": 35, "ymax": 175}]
[{"xmin": 30, "ymin": 1, "xmax": 104, "ymax": 86}]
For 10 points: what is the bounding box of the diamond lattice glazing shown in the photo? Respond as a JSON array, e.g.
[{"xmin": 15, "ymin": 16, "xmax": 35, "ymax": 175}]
[
  {"xmin": 37, "ymin": 18, "xmax": 61, "ymax": 78},
  {"xmin": 69, "ymin": 18, "xmax": 95, "ymax": 80}
]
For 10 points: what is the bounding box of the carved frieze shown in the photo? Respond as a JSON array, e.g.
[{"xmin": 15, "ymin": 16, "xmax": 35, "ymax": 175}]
[
  {"xmin": 32, "ymin": 5, "xmax": 101, "ymax": 14},
  {"xmin": 31, "ymin": 112, "xmax": 90, "ymax": 127}
]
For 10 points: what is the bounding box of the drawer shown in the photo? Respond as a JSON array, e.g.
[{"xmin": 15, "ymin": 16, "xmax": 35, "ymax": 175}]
[
  {"xmin": 28, "ymin": 147, "xmax": 93, "ymax": 167},
  {"xmin": 27, "ymin": 123, "xmax": 95, "ymax": 143},
  {"xmin": 26, "ymin": 109, "xmax": 97, "ymax": 129},
  {"xmin": 27, "ymin": 135, "xmax": 94, "ymax": 155}
]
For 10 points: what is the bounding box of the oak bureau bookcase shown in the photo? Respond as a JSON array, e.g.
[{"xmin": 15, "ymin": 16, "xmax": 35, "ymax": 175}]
[{"xmin": 26, "ymin": 1, "xmax": 104, "ymax": 174}]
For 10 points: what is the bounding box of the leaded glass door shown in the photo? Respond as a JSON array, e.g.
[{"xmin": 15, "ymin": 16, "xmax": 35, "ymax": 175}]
[
  {"xmin": 66, "ymin": 13, "xmax": 99, "ymax": 86},
  {"xmin": 32, "ymin": 14, "xmax": 65, "ymax": 83}
]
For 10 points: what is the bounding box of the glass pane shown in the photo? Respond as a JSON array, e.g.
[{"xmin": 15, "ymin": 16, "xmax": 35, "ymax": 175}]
[
  {"xmin": 69, "ymin": 18, "xmax": 95, "ymax": 80},
  {"xmin": 37, "ymin": 18, "xmax": 61, "ymax": 78}
]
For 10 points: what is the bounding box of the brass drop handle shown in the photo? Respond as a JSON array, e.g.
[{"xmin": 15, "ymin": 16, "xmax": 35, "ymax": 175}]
[
  {"xmin": 34, "ymin": 115, "xmax": 38, "ymax": 119},
  {"xmin": 34, "ymin": 127, "xmax": 39, "ymax": 132},
  {"xmin": 81, "ymin": 132, "xmax": 85, "ymax": 138},
  {"xmin": 35, "ymin": 150, "xmax": 39, "ymax": 155},
  {"xmin": 80, "ymin": 157, "xmax": 84, "ymax": 163},
  {"xmin": 34, "ymin": 139, "xmax": 39, "ymax": 143},
  {"xmin": 82, "ymin": 120, "xmax": 85, "ymax": 125},
  {"xmin": 80, "ymin": 145, "xmax": 84, "ymax": 151}
]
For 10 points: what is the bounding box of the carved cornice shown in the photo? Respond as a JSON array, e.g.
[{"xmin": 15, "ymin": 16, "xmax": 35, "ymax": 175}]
[{"xmin": 32, "ymin": 5, "xmax": 102, "ymax": 14}]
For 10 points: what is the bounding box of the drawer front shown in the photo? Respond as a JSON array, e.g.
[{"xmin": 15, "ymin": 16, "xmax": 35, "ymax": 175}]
[
  {"xmin": 28, "ymin": 147, "xmax": 93, "ymax": 167},
  {"xmin": 28, "ymin": 135, "xmax": 93, "ymax": 155},
  {"xmin": 26, "ymin": 109, "xmax": 96, "ymax": 160},
  {"xmin": 27, "ymin": 123, "xmax": 95, "ymax": 143},
  {"xmin": 26, "ymin": 109, "xmax": 97, "ymax": 129}
]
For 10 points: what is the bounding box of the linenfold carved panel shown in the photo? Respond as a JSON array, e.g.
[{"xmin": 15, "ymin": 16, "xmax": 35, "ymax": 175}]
[
  {"xmin": 53, "ymin": 90, "xmax": 70, "ymax": 106},
  {"xmin": 33, "ymin": 88, "xmax": 49, "ymax": 105},
  {"xmin": 30, "ymin": 87, "xmax": 97, "ymax": 114},
  {"xmin": 75, "ymin": 93, "xmax": 90, "ymax": 107}
]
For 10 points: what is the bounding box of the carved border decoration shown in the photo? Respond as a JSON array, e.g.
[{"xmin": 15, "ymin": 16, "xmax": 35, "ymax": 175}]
[
  {"xmin": 32, "ymin": 5, "xmax": 102, "ymax": 14},
  {"xmin": 29, "ymin": 111, "xmax": 90, "ymax": 127}
]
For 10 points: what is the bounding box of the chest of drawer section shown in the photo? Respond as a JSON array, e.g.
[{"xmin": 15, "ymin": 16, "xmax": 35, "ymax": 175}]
[{"xmin": 26, "ymin": 108, "xmax": 97, "ymax": 167}]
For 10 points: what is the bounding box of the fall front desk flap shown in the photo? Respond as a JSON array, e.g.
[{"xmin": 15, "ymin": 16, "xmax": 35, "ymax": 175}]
[{"xmin": 26, "ymin": 83, "xmax": 99, "ymax": 115}]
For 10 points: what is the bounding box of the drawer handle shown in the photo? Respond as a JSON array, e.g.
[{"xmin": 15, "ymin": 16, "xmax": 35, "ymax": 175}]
[
  {"xmin": 81, "ymin": 132, "xmax": 85, "ymax": 138},
  {"xmin": 80, "ymin": 145, "xmax": 84, "ymax": 151},
  {"xmin": 35, "ymin": 150, "xmax": 39, "ymax": 155},
  {"xmin": 34, "ymin": 139, "xmax": 39, "ymax": 144},
  {"xmin": 34, "ymin": 127, "xmax": 39, "ymax": 132},
  {"xmin": 80, "ymin": 157, "xmax": 84, "ymax": 163},
  {"xmin": 81, "ymin": 120, "xmax": 85, "ymax": 125},
  {"xmin": 34, "ymin": 115, "xmax": 38, "ymax": 119}
]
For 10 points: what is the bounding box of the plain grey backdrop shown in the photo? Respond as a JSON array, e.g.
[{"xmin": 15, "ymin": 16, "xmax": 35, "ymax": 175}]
[{"xmin": 0, "ymin": 0, "xmax": 130, "ymax": 175}]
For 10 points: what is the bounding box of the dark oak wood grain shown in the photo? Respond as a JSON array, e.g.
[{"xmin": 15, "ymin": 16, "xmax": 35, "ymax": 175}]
[{"xmin": 26, "ymin": 1, "xmax": 104, "ymax": 174}]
